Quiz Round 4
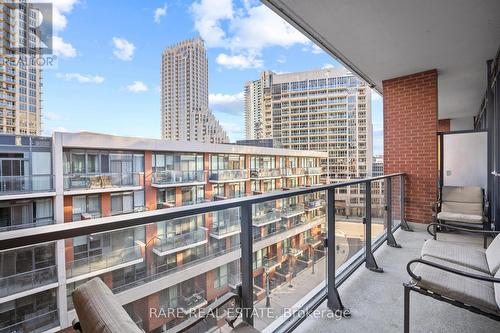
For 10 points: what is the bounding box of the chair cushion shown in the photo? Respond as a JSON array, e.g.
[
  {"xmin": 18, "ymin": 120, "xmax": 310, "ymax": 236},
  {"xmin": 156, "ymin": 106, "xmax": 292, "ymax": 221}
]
[
  {"xmin": 413, "ymin": 256, "xmax": 499, "ymax": 315},
  {"xmin": 437, "ymin": 211, "xmax": 483, "ymax": 224},
  {"xmin": 495, "ymin": 270, "xmax": 500, "ymax": 311},
  {"xmin": 442, "ymin": 186, "xmax": 483, "ymax": 203},
  {"xmin": 72, "ymin": 278, "xmax": 142, "ymax": 333},
  {"xmin": 486, "ymin": 235, "xmax": 500, "ymax": 275},
  {"xmin": 421, "ymin": 239, "xmax": 489, "ymax": 274},
  {"xmin": 441, "ymin": 202, "xmax": 483, "ymax": 216},
  {"xmin": 232, "ymin": 322, "xmax": 261, "ymax": 333}
]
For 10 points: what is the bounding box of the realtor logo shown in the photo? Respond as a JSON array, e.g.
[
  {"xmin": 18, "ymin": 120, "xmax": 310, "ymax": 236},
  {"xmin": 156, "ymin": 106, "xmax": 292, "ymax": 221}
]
[{"xmin": 3, "ymin": 2, "xmax": 53, "ymax": 55}]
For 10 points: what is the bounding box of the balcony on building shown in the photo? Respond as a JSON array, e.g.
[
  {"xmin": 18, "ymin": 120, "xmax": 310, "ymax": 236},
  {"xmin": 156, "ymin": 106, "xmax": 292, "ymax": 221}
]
[
  {"xmin": 0, "ymin": 134, "xmax": 54, "ymax": 199},
  {"xmin": 250, "ymin": 155, "xmax": 281, "ymax": 179},
  {"xmin": 208, "ymin": 153, "xmax": 249, "ymax": 183},
  {"xmin": 209, "ymin": 208, "xmax": 241, "ymax": 239},
  {"xmin": 153, "ymin": 227, "xmax": 208, "ymax": 257},
  {"xmin": 0, "ymin": 197, "xmax": 54, "ymax": 231},
  {"xmin": 252, "ymin": 203, "xmax": 282, "ymax": 227},
  {"xmin": 281, "ymin": 202, "xmax": 305, "ymax": 218},
  {"xmin": 151, "ymin": 152, "xmax": 205, "ymax": 188},
  {"xmin": 63, "ymin": 149, "xmax": 144, "ymax": 194}
]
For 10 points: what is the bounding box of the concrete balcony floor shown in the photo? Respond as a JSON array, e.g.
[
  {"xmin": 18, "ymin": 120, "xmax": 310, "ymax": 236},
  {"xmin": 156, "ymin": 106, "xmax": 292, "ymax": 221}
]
[{"xmin": 298, "ymin": 225, "xmax": 500, "ymax": 333}]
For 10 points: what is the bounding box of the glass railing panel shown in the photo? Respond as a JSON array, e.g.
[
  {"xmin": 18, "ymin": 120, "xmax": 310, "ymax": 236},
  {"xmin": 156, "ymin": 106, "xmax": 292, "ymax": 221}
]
[
  {"xmin": 391, "ymin": 176, "xmax": 402, "ymax": 228},
  {"xmin": 371, "ymin": 179, "xmax": 386, "ymax": 243},
  {"xmin": 0, "ymin": 218, "xmax": 55, "ymax": 232},
  {"xmin": 63, "ymin": 172, "xmax": 143, "ymax": 190},
  {"xmin": 0, "ymin": 309, "xmax": 59, "ymax": 333},
  {"xmin": 0, "ymin": 264, "xmax": 57, "ymax": 298},
  {"xmin": 208, "ymin": 169, "xmax": 249, "ymax": 181},
  {"xmin": 210, "ymin": 207, "xmax": 241, "ymax": 237},
  {"xmin": 0, "ymin": 175, "xmax": 53, "ymax": 194},
  {"xmin": 152, "ymin": 170, "xmax": 205, "ymax": 185}
]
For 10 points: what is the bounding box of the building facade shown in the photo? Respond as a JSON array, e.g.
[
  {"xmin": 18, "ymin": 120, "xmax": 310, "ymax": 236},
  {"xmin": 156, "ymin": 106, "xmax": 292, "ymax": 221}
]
[
  {"xmin": 0, "ymin": 1, "xmax": 43, "ymax": 135},
  {"xmin": 0, "ymin": 131, "xmax": 333, "ymax": 333},
  {"xmin": 245, "ymin": 68, "xmax": 373, "ymax": 216},
  {"xmin": 160, "ymin": 38, "xmax": 228, "ymax": 143},
  {"xmin": 373, "ymin": 155, "xmax": 384, "ymax": 177}
]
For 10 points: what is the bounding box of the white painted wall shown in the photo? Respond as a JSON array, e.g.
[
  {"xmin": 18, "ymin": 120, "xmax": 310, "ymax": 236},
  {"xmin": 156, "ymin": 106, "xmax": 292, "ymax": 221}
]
[
  {"xmin": 443, "ymin": 132, "xmax": 487, "ymax": 189},
  {"xmin": 450, "ymin": 116, "xmax": 474, "ymax": 131}
]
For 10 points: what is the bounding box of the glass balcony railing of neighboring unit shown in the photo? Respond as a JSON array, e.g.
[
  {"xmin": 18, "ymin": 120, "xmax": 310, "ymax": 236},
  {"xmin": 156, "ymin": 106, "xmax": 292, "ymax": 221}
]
[
  {"xmin": 252, "ymin": 209, "xmax": 282, "ymax": 226},
  {"xmin": 63, "ymin": 172, "xmax": 143, "ymax": 190},
  {"xmin": 152, "ymin": 170, "xmax": 204, "ymax": 185},
  {"xmin": 305, "ymin": 198, "xmax": 325, "ymax": 210},
  {"xmin": 66, "ymin": 245, "xmax": 142, "ymax": 279},
  {"xmin": 250, "ymin": 168, "xmax": 281, "ymax": 179},
  {"xmin": 262, "ymin": 256, "xmax": 280, "ymax": 270},
  {"xmin": 0, "ymin": 310, "xmax": 59, "ymax": 333},
  {"xmin": 304, "ymin": 167, "xmax": 323, "ymax": 175},
  {"xmin": 305, "ymin": 234, "xmax": 324, "ymax": 247},
  {"xmin": 210, "ymin": 209, "xmax": 241, "ymax": 237},
  {"xmin": 0, "ymin": 218, "xmax": 55, "ymax": 232},
  {"xmin": 282, "ymin": 203, "xmax": 305, "ymax": 218},
  {"xmin": 228, "ymin": 272, "xmax": 241, "ymax": 288},
  {"xmin": 0, "ymin": 175, "xmax": 54, "ymax": 194},
  {"xmin": 178, "ymin": 288, "xmax": 207, "ymax": 314},
  {"xmin": 0, "ymin": 265, "xmax": 57, "ymax": 298},
  {"xmin": 153, "ymin": 228, "xmax": 208, "ymax": 255},
  {"xmin": 281, "ymin": 167, "xmax": 305, "ymax": 177},
  {"xmin": 208, "ymin": 169, "xmax": 248, "ymax": 182}
]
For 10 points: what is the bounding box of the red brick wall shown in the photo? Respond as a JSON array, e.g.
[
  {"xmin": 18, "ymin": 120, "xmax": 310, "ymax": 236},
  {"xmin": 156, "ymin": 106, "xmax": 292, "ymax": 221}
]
[
  {"xmin": 383, "ymin": 69, "xmax": 438, "ymax": 224},
  {"xmin": 438, "ymin": 119, "xmax": 450, "ymax": 132}
]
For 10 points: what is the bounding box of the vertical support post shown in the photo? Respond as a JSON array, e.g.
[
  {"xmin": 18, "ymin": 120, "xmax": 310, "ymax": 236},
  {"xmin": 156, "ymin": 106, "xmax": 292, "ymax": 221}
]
[
  {"xmin": 404, "ymin": 284, "xmax": 411, "ymax": 333},
  {"xmin": 326, "ymin": 188, "xmax": 346, "ymax": 312},
  {"xmin": 385, "ymin": 177, "xmax": 401, "ymax": 248},
  {"xmin": 400, "ymin": 174, "xmax": 412, "ymax": 231},
  {"xmin": 240, "ymin": 203, "xmax": 254, "ymax": 326},
  {"xmin": 365, "ymin": 181, "xmax": 383, "ymax": 272}
]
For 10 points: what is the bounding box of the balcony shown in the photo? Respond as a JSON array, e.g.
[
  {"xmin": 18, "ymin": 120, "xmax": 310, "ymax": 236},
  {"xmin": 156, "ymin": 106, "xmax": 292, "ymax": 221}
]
[
  {"xmin": 152, "ymin": 228, "xmax": 208, "ymax": 256},
  {"xmin": 250, "ymin": 168, "xmax": 281, "ymax": 179},
  {"xmin": 304, "ymin": 167, "xmax": 323, "ymax": 175},
  {"xmin": 305, "ymin": 198, "xmax": 325, "ymax": 211},
  {"xmin": 263, "ymin": 256, "xmax": 281, "ymax": 270},
  {"xmin": 252, "ymin": 209, "xmax": 282, "ymax": 227},
  {"xmin": 0, "ymin": 265, "xmax": 57, "ymax": 299},
  {"xmin": 0, "ymin": 310, "xmax": 59, "ymax": 333},
  {"xmin": 208, "ymin": 169, "xmax": 249, "ymax": 183},
  {"xmin": 281, "ymin": 203, "xmax": 305, "ymax": 218},
  {"xmin": 0, "ymin": 175, "xmax": 54, "ymax": 197},
  {"xmin": 282, "ymin": 167, "xmax": 305, "ymax": 177},
  {"xmin": 151, "ymin": 170, "xmax": 205, "ymax": 188},
  {"xmin": 65, "ymin": 245, "xmax": 143, "ymax": 282},
  {"xmin": 63, "ymin": 172, "xmax": 143, "ymax": 193},
  {"xmin": 177, "ymin": 288, "xmax": 208, "ymax": 314},
  {"xmin": 210, "ymin": 209, "xmax": 241, "ymax": 239},
  {"xmin": 0, "ymin": 219, "xmax": 55, "ymax": 232}
]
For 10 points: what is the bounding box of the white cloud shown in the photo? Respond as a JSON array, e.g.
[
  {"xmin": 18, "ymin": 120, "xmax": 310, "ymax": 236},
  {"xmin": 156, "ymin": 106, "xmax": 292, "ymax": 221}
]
[
  {"xmin": 190, "ymin": 0, "xmax": 233, "ymax": 47},
  {"xmin": 44, "ymin": 112, "xmax": 62, "ymax": 121},
  {"xmin": 220, "ymin": 121, "xmax": 244, "ymax": 140},
  {"xmin": 154, "ymin": 3, "xmax": 168, "ymax": 23},
  {"xmin": 190, "ymin": 1, "xmax": 309, "ymax": 69},
  {"xmin": 52, "ymin": 36, "xmax": 77, "ymax": 57},
  {"xmin": 112, "ymin": 37, "xmax": 135, "ymax": 61},
  {"xmin": 126, "ymin": 81, "xmax": 148, "ymax": 93},
  {"xmin": 311, "ymin": 44, "xmax": 323, "ymax": 54},
  {"xmin": 322, "ymin": 63, "xmax": 335, "ymax": 69},
  {"xmin": 277, "ymin": 55, "xmax": 286, "ymax": 64},
  {"xmin": 49, "ymin": 0, "xmax": 79, "ymax": 31},
  {"xmin": 209, "ymin": 92, "xmax": 244, "ymax": 105},
  {"xmin": 216, "ymin": 53, "xmax": 262, "ymax": 70},
  {"xmin": 56, "ymin": 72, "xmax": 105, "ymax": 84}
]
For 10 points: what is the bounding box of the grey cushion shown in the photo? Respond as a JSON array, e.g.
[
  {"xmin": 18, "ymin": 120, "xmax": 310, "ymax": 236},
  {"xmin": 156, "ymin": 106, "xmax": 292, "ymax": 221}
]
[
  {"xmin": 232, "ymin": 322, "xmax": 261, "ymax": 333},
  {"xmin": 414, "ymin": 256, "xmax": 499, "ymax": 315},
  {"xmin": 486, "ymin": 235, "xmax": 500, "ymax": 275},
  {"xmin": 437, "ymin": 211, "xmax": 483, "ymax": 224},
  {"xmin": 442, "ymin": 186, "xmax": 483, "ymax": 204},
  {"xmin": 441, "ymin": 202, "xmax": 483, "ymax": 217},
  {"xmin": 72, "ymin": 277, "xmax": 142, "ymax": 333},
  {"xmin": 421, "ymin": 239, "xmax": 489, "ymax": 274},
  {"xmin": 495, "ymin": 270, "xmax": 500, "ymax": 312}
]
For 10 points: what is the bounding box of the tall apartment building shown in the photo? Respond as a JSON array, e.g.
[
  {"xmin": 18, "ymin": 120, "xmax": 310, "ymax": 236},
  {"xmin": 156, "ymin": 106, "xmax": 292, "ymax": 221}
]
[
  {"xmin": 244, "ymin": 71, "xmax": 273, "ymax": 140},
  {"xmin": 0, "ymin": 131, "xmax": 337, "ymax": 333},
  {"xmin": 0, "ymin": 1, "xmax": 42, "ymax": 135},
  {"xmin": 245, "ymin": 68, "xmax": 373, "ymax": 215},
  {"xmin": 161, "ymin": 38, "xmax": 228, "ymax": 143}
]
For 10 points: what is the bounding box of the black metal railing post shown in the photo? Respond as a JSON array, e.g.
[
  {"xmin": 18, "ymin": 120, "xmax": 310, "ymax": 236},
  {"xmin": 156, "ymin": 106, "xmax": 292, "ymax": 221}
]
[
  {"xmin": 385, "ymin": 177, "xmax": 401, "ymax": 248},
  {"xmin": 240, "ymin": 203, "xmax": 254, "ymax": 326},
  {"xmin": 399, "ymin": 174, "xmax": 412, "ymax": 231},
  {"xmin": 326, "ymin": 188, "xmax": 346, "ymax": 312},
  {"xmin": 364, "ymin": 181, "xmax": 383, "ymax": 272}
]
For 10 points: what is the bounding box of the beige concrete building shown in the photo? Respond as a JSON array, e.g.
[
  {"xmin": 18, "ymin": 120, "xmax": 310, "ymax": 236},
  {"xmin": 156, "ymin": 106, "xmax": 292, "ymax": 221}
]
[
  {"xmin": 245, "ymin": 68, "xmax": 373, "ymax": 215},
  {"xmin": 0, "ymin": 2, "xmax": 43, "ymax": 135},
  {"xmin": 160, "ymin": 38, "xmax": 228, "ymax": 143}
]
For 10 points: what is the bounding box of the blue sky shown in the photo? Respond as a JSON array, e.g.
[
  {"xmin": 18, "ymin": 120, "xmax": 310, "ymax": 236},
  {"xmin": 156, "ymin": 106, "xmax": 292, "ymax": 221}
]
[{"xmin": 43, "ymin": 0, "xmax": 383, "ymax": 154}]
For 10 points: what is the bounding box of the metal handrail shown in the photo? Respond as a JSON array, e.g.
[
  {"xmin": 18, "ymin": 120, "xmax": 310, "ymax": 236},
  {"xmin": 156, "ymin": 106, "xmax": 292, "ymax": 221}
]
[{"xmin": 0, "ymin": 173, "xmax": 404, "ymax": 251}]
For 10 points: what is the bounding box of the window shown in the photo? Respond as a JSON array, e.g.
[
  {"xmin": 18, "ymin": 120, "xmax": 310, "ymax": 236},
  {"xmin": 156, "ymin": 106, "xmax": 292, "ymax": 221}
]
[
  {"xmin": 72, "ymin": 195, "xmax": 100, "ymax": 221},
  {"xmin": 214, "ymin": 264, "xmax": 228, "ymax": 289}
]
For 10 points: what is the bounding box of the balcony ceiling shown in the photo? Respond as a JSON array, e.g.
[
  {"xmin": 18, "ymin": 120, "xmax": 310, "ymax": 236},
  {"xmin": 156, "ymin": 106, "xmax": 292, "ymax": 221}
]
[{"xmin": 263, "ymin": 0, "xmax": 500, "ymax": 119}]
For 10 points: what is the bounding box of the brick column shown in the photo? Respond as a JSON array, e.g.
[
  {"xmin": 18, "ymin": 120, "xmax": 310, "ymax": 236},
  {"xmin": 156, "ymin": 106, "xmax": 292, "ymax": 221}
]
[
  {"xmin": 383, "ymin": 69, "xmax": 438, "ymax": 224},
  {"xmin": 438, "ymin": 119, "xmax": 450, "ymax": 132}
]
